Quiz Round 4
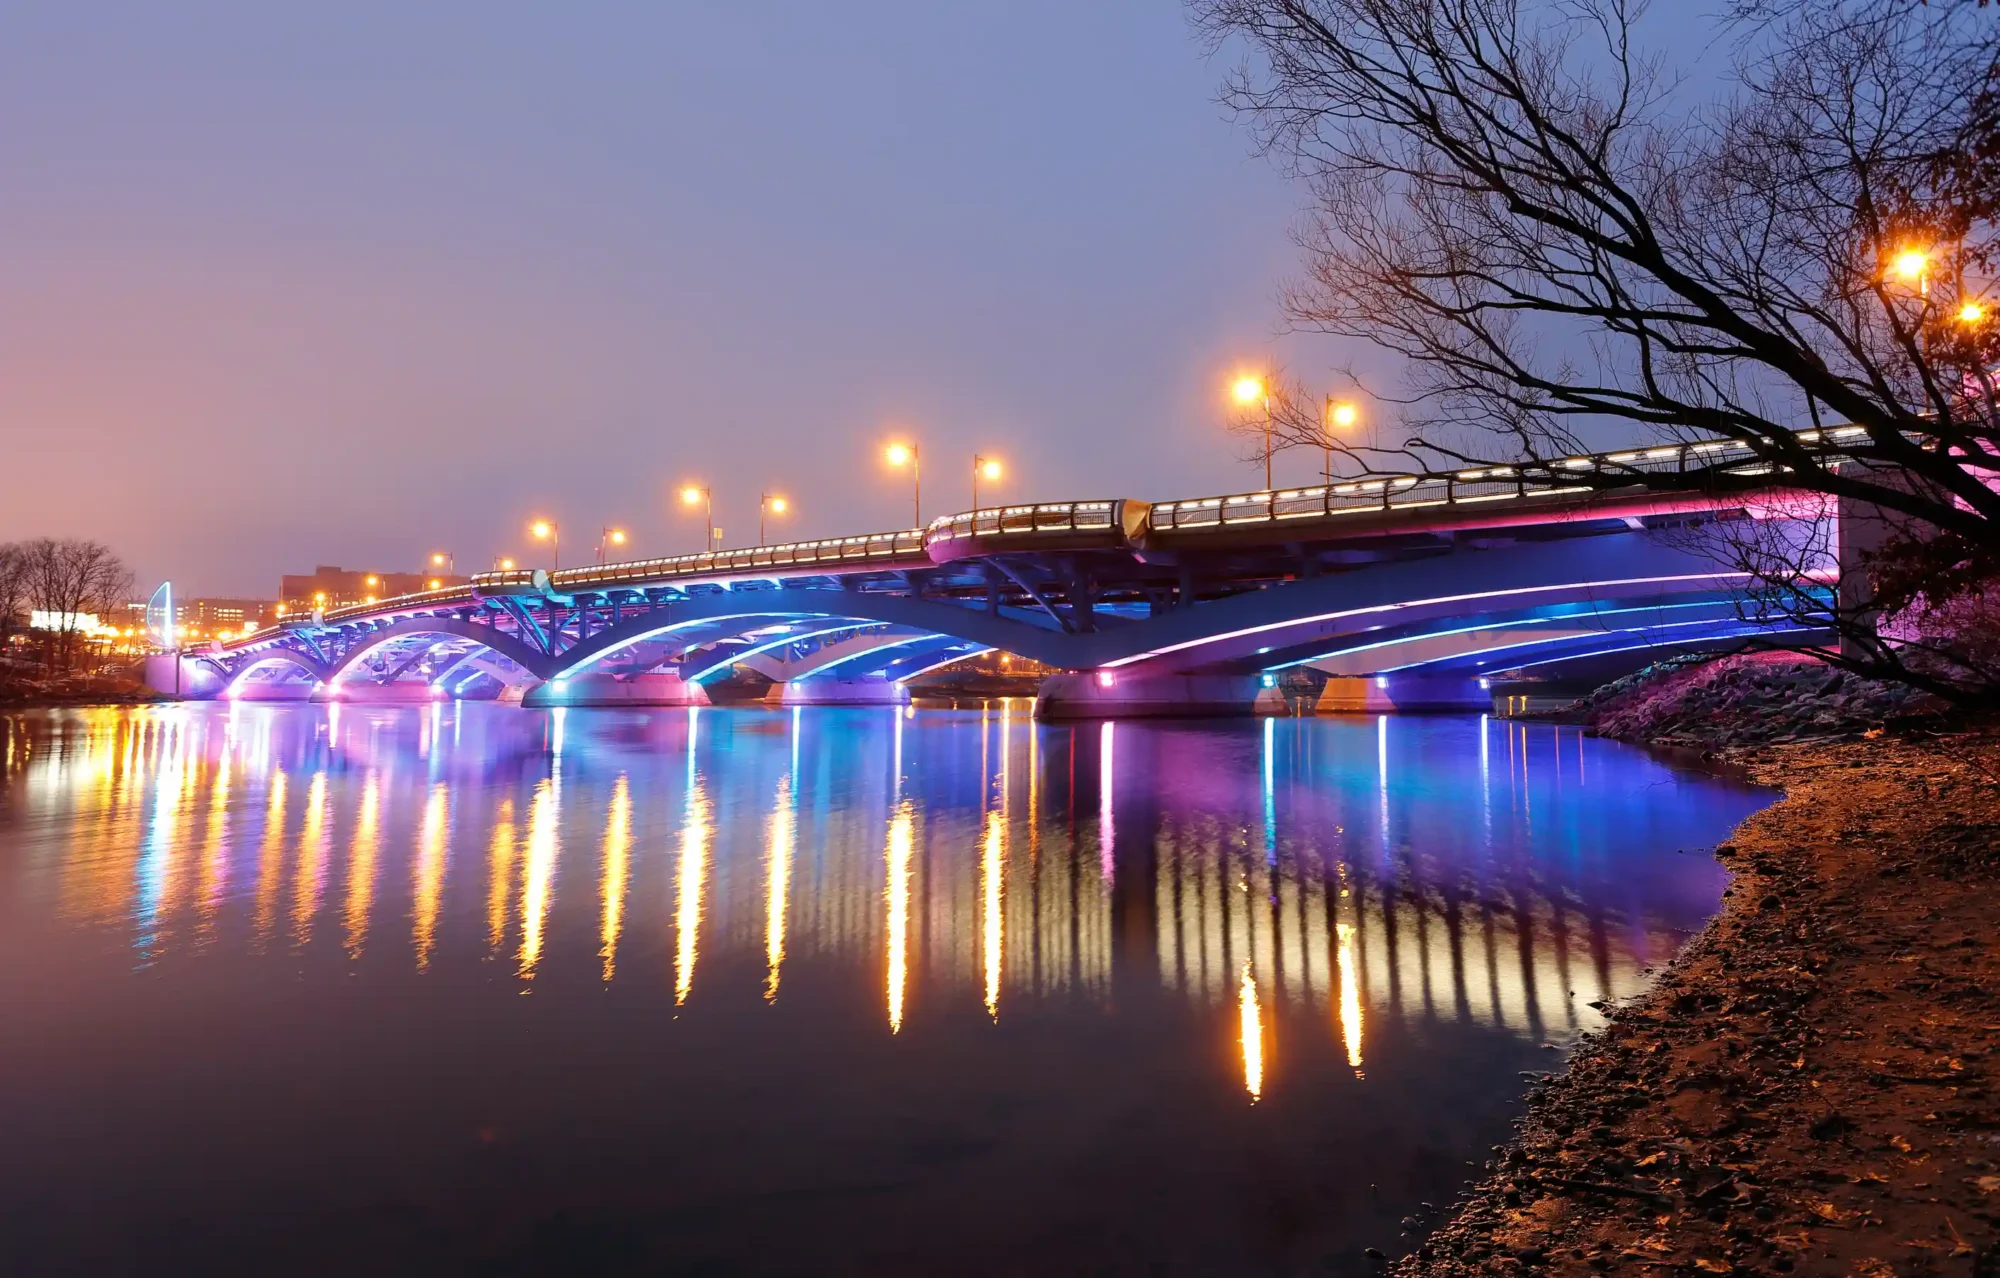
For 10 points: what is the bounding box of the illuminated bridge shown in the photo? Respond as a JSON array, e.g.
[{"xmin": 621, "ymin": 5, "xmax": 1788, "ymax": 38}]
[{"xmin": 160, "ymin": 435, "xmax": 1854, "ymax": 717}]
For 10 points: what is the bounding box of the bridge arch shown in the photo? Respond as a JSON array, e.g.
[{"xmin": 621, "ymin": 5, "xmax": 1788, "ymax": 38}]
[
  {"xmin": 216, "ymin": 648, "xmax": 330, "ymax": 692},
  {"xmin": 546, "ymin": 593, "xmax": 1073, "ymax": 683},
  {"xmin": 323, "ymin": 617, "xmax": 559, "ymax": 686}
]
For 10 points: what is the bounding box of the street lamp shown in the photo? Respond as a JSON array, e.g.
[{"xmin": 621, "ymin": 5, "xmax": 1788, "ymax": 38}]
[
  {"xmin": 1233, "ymin": 375, "xmax": 1272, "ymax": 490},
  {"xmin": 1886, "ymin": 246, "xmax": 1933, "ymax": 298},
  {"xmin": 680, "ymin": 485, "xmax": 714, "ymax": 553},
  {"xmin": 430, "ymin": 551, "xmax": 454, "ymax": 575},
  {"xmin": 885, "ymin": 442, "xmax": 920, "ymax": 526},
  {"xmin": 1324, "ymin": 398, "xmax": 1359, "ymax": 481},
  {"xmin": 760, "ymin": 492, "xmax": 788, "ymax": 546},
  {"xmin": 597, "ymin": 526, "xmax": 628, "ymax": 564},
  {"xmin": 529, "ymin": 519, "xmax": 559, "ymax": 570},
  {"xmin": 494, "ymin": 556, "xmax": 517, "ymax": 572},
  {"xmin": 973, "ymin": 454, "xmax": 1002, "ymax": 510},
  {"xmin": 1959, "ymin": 301, "xmax": 1988, "ymax": 325}
]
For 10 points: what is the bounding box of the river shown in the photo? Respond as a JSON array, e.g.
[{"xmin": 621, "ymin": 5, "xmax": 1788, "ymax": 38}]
[{"xmin": 0, "ymin": 702, "xmax": 1768, "ymax": 1276}]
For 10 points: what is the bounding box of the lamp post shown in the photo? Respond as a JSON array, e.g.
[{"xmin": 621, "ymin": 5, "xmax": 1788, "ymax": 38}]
[
  {"xmin": 493, "ymin": 556, "xmax": 517, "ymax": 572},
  {"xmin": 680, "ymin": 485, "xmax": 713, "ymax": 553},
  {"xmin": 1233, "ymin": 375, "xmax": 1271, "ymax": 490},
  {"xmin": 430, "ymin": 550, "xmax": 455, "ymax": 576},
  {"xmin": 530, "ymin": 520, "xmax": 559, "ymax": 571},
  {"xmin": 597, "ymin": 526, "xmax": 628, "ymax": 564},
  {"xmin": 760, "ymin": 492, "xmax": 788, "ymax": 546},
  {"xmin": 972, "ymin": 454, "xmax": 1002, "ymax": 510},
  {"xmin": 885, "ymin": 442, "xmax": 920, "ymax": 527}
]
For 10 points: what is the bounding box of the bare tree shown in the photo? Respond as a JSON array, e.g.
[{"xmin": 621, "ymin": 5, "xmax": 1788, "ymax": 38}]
[
  {"xmin": 0, "ymin": 543, "xmax": 28, "ymax": 661},
  {"xmin": 1193, "ymin": 0, "xmax": 2000, "ymax": 703},
  {"xmin": 21, "ymin": 538, "xmax": 133, "ymax": 673}
]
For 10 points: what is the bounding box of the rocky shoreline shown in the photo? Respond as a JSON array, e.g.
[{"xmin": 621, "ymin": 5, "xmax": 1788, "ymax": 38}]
[
  {"xmin": 1531, "ymin": 653, "xmax": 1948, "ymax": 750},
  {"xmin": 1394, "ymin": 731, "xmax": 2000, "ymax": 1275}
]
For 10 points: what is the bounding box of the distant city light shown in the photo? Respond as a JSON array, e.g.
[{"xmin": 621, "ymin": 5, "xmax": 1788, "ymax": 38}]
[{"xmin": 30, "ymin": 610, "xmax": 112, "ymax": 635}]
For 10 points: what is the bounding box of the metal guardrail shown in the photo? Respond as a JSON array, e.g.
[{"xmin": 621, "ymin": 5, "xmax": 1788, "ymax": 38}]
[
  {"xmin": 1144, "ymin": 428, "xmax": 1866, "ymax": 533},
  {"xmin": 924, "ymin": 500, "xmax": 1120, "ymax": 546},
  {"xmin": 540, "ymin": 528, "xmax": 927, "ymax": 592},
  {"xmin": 322, "ymin": 584, "xmax": 478, "ymax": 623}
]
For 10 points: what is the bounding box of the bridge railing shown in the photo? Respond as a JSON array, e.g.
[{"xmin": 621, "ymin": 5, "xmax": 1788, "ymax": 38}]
[
  {"xmin": 322, "ymin": 583, "xmax": 480, "ymax": 623},
  {"xmin": 541, "ymin": 528, "xmax": 927, "ymax": 593},
  {"xmin": 1143, "ymin": 430, "xmax": 1866, "ymax": 533},
  {"xmin": 924, "ymin": 500, "xmax": 1121, "ymax": 547}
]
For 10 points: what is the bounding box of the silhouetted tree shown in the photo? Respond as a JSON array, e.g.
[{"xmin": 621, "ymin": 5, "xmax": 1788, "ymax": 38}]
[
  {"xmin": 1195, "ymin": 0, "xmax": 2000, "ymax": 704},
  {"xmin": 0, "ymin": 543, "xmax": 28, "ymax": 660},
  {"xmin": 22, "ymin": 538, "xmax": 132, "ymax": 673}
]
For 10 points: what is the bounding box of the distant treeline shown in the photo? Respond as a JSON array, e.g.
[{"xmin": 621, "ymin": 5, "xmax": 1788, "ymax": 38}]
[{"xmin": 0, "ymin": 538, "xmax": 134, "ymax": 672}]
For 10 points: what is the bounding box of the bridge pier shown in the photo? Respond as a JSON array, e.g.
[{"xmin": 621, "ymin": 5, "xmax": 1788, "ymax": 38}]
[
  {"xmin": 1033, "ymin": 671, "xmax": 1276, "ymax": 720},
  {"xmin": 523, "ymin": 672, "xmax": 709, "ymax": 708},
  {"xmin": 781, "ymin": 676, "xmax": 910, "ymax": 707},
  {"xmin": 313, "ymin": 681, "xmax": 437, "ymax": 704},
  {"xmin": 1315, "ymin": 674, "xmax": 1490, "ymax": 714},
  {"xmin": 142, "ymin": 654, "xmax": 226, "ymax": 700},
  {"xmin": 230, "ymin": 682, "xmax": 314, "ymax": 701}
]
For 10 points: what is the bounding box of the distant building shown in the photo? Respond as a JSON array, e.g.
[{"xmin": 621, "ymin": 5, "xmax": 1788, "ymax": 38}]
[
  {"xmin": 279, "ymin": 565, "xmax": 469, "ymax": 613},
  {"xmin": 119, "ymin": 597, "xmax": 283, "ymax": 642}
]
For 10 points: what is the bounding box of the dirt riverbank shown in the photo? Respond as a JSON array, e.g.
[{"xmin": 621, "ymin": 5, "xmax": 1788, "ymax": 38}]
[{"xmin": 1396, "ymin": 732, "xmax": 2000, "ymax": 1276}]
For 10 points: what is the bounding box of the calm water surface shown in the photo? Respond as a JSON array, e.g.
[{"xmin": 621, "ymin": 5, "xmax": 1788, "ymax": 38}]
[{"xmin": 0, "ymin": 703, "xmax": 1767, "ymax": 1276}]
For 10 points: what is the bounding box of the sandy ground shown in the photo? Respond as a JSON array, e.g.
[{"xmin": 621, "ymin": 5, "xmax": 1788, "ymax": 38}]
[{"xmin": 1396, "ymin": 732, "xmax": 2000, "ymax": 1276}]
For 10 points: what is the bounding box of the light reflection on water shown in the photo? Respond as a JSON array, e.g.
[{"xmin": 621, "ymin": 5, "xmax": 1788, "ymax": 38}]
[{"xmin": 0, "ymin": 702, "xmax": 1765, "ymax": 1275}]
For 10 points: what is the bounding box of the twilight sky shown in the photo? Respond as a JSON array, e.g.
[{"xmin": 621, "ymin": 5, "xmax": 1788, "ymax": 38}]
[{"xmin": 1, "ymin": 3, "xmax": 1708, "ymax": 599}]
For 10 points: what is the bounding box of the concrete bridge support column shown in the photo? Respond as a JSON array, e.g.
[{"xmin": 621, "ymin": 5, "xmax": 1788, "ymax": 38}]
[
  {"xmin": 230, "ymin": 682, "xmax": 314, "ymax": 702},
  {"xmin": 1315, "ymin": 673, "xmax": 1489, "ymax": 714},
  {"xmin": 523, "ymin": 672, "xmax": 709, "ymax": 708},
  {"xmin": 781, "ymin": 677, "xmax": 910, "ymax": 707},
  {"xmin": 312, "ymin": 681, "xmax": 439, "ymax": 705},
  {"xmin": 143, "ymin": 654, "xmax": 225, "ymax": 700},
  {"xmin": 1033, "ymin": 671, "xmax": 1272, "ymax": 720}
]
